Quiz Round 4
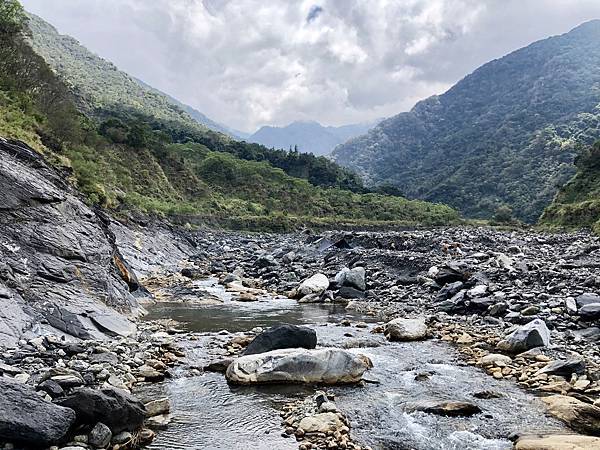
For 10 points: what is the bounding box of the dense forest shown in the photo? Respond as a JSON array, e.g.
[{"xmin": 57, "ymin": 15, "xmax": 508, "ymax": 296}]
[
  {"xmin": 333, "ymin": 20, "xmax": 600, "ymax": 223},
  {"xmin": 0, "ymin": 2, "xmax": 459, "ymax": 230}
]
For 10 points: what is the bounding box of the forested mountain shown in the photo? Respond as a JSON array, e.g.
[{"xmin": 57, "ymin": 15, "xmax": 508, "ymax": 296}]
[
  {"xmin": 541, "ymin": 141, "xmax": 600, "ymax": 233},
  {"xmin": 333, "ymin": 20, "xmax": 600, "ymax": 222},
  {"xmin": 249, "ymin": 120, "xmax": 375, "ymax": 156},
  {"xmin": 0, "ymin": 5, "xmax": 459, "ymax": 230}
]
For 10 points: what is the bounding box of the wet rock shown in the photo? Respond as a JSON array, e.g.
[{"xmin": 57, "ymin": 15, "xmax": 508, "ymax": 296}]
[
  {"xmin": 537, "ymin": 359, "xmax": 586, "ymax": 377},
  {"xmin": 384, "ymin": 317, "xmax": 428, "ymax": 341},
  {"xmin": 0, "ymin": 378, "xmax": 75, "ymax": 446},
  {"xmin": 515, "ymin": 434, "xmax": 600, "ymax": 450},
  {"xmin": 244, "ymin": 324, "xmax": 317, "ymax": 355},
  {"xmin": 226, "ymin": 348, "xmax": 371, "ymax": 385},
  {"xmin": 298, "ymin": 413, "xmax": 343, "ymax": 433},
  {"xmin": 405, "ymin": 400, "xmax": 481, "ymax": 417},
  {"xmin": 541, "ymin": 395, "xmax": 600, "ymax": 435},
  {"xmin": 496, "ymin": 319, "xmax": 550, "ymax": 353},
  {"xmin": 58, "ymin": 387, "xmax": 146, "ymax": 433},
  {"xmin": 144, "ymin": 398, "xmax": 170, "ymax": 417},
  {"xmin": 88, "ymin": 422, "xmax": 112, "ymax": 448},
  {"xmin": 204, "ymin": 358, "xmax": 234, "ymax": 373},
  {"xmin": 297, "ymin": 273, "xmax": 329, "ymax": 297}
]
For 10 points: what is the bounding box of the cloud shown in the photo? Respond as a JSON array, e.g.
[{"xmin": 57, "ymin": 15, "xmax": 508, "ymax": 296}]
[
  {"xmin": 20, "ymin": 0, "xmax": 600, "ymax": 132},
  {"xmin": 306, "ymin": 5, "xmax": 323, "ymax": 23}
]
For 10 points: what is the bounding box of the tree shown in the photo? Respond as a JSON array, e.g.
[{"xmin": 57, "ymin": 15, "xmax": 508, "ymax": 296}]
[
  {"xmin": 0, "ymin": 0, "xmax": 26, "ymax": 34},
  {"xmin": 493, "ymin": 205, "xmax": 513, "ymax": 223}
]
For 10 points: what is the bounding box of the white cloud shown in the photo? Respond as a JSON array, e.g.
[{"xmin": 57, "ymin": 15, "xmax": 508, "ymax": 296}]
[{"xmin": 20, "ymin": 0, "xmax": 600, "ymax": 132}]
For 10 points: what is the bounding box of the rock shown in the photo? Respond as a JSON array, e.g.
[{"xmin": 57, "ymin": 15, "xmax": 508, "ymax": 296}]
[
  {"xmin": 38, "ymin": 379, "xmax": 65, "ymax": 398},
  {"xmin": 541, "ymin": 395, "xmax": 600, "ymax": 435},
  {"xmin": 204, "ymin": 358, "xmax": 234, "ymax": 373},
  {"xmin": 467, "ymin": 285, "xmax": 488, "ymax": 298},
  {"xmin": 576, "ymin": 293, "xmax": 600, "ymax": 308},
  {"xmin": 226, "ymin": 348, "xmax": 371, "ymax": 385},
  {"xmin": 579, "ymin": 304, "xmax": 600, "ymax": 321},
  {"xmin": 384, "ymin": 317, "xmax": 428, "ymax": 341},
  {"xmin": 434, "ymin": 264, "xmax": 468, "ymax": 285},
  {"xmin": 144, "ymin": 398, "xmax": 170, "ymax": 417},
  {"xmin": 335, "ymin": 267, "xmax": 366, "ymax": 291},
  {"xmin": 515, "ymin": 434, "xmax": 600, "ymax": 450},
  {"xmin": 243, "ymin": 324, "xmax": 317, "ymax": 355},
  {"xmin": 90, "ymin": 313, "xmax": 136, "ymax": 338},
  {"xmin": 406, "ymin": 400, "xmax": 481, "ymax": 417},
  {"xmin": 478, "ymin": 354, "xmax": 512, "ymax": 366},
  {"xmin": 298, "ymin": 413, "xmax": 343, "ymax": 433},
  {"xmin": 537, "ymin": 359, "xmax": 586, "ymax": 377},
  {"xmin": 0, "ymin": 378, "xmax": 75, "ymax": 446},
  {"xmin": 88, "ymin": 422, "xmax": 112, "ymax": 448},
  {"xmin": 51, "ymin": 374, "xmax": 84, "ymax": 388},
  {"xmin": 254, "ymin": 255, "xmax": 278, "ymax": 268},
  {"xmin": 436, "ymin": 281, "xmax": 464, "ymax": 301},
  {"xmin": 145, "ymin": 413, "xmax": 172, "ymax": 429},
  {"xmin": 496, "ymin": 319, "xmax": 550, "ymax": 353},
  {"xmin": 58, "ymin": 387, "xmax": 146, "ymax": 433},
  {"xmin": 338, "ymin": 286, "xmax": 366, "ymax": 299},
  {"xmin": 136, "ymin": 365, "xmax": 164, "ymax": 381},
  {"xmin": 297, "ymin": 273, "xmax": 329, "ymax": 297},
  {"xmin": 112, "ymin": 431, "xmax": 133, "ymax": 445}
]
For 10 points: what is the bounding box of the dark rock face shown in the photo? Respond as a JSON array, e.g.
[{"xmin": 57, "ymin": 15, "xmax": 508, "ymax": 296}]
[
  {"xmin": 243, "ymin": 324, "xmax": 318, "ymax": 356},
  {"xmin": 0, "ymin": 378, "xmax": 75, "ymax": 445},
  {"xmin": 0, "ymin": 138, "xmax": 142, "ymax": 347},
  {"xmin": 58, "ymin": 387, "xmax": 146, "ymax": 433}
]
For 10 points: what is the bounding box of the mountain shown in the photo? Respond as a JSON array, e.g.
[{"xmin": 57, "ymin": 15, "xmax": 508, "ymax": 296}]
[
  {"xmin": 540, "ymin": 141, "xmax": 600, "ymax": 233},
  {"xmin": 333, "ymin": 20, "xmax": 600, "ymax": 222},
  {"xmin": 0, "ymin": 7, "xmax": 459, "ymax": 230},
  {"xmin": 249, "ymin": 120, "xmax": 376, "ymax": 156}
]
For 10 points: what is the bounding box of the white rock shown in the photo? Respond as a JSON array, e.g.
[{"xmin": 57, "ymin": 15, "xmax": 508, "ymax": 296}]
[
  {"xmin": 384, "ymin": 318, "xmax": 428, "ymax": 341},
  {"xmin": 297, "ymin": 273, "xmax": 329, "ymax": 297}
]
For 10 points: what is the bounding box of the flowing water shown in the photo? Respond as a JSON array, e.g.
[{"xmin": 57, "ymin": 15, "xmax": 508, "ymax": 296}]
[{"xmin": 141, "ymin": 279, "xmax": 565, "ymax": 450}]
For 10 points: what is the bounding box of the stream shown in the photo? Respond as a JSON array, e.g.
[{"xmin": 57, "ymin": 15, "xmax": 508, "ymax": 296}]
[{"xmin": 140, "ymin": 278, "xmax": 566, "ymax": 450}]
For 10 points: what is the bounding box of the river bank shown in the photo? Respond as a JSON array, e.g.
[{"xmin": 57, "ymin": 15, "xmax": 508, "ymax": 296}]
[{"xmin": 2, "ymin": 224, "xmax": 600, "ymax": 449}]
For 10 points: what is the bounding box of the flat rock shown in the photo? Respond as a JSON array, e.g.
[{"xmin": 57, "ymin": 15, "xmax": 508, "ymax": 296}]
[
  {"xmin": 298, "ymin": 413, "xmax": 343, "ymax": 433},
  {"xmin": 537, "ymin": 359, "xmax": 586, "ymax": 377},
  {"xmin": 384, "ymin": 317, "xmax": 428, "ymax": 341},
  {"xmin": 0, "ymin": 378, "xmax": 75, "ymax": 446},
  {"xmin": 541, "ymin": 395, "xmax": 600, "ymax": 435},
  {"xmin": 516, "ymin": 434, "xmax": 600, "ymax": 450},
  {"xmin": 226, "ymin": 348, "xmax": 371, "ymax": 385},
  {"xmin": 90, "ymin": 313, "xmax": 136, "ymax": 337},
  {"xmin": 405, "ymin": 400, "xmax": 481, "ymax": 417}
]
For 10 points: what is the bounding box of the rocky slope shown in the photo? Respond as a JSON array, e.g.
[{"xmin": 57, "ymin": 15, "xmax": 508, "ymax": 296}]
[{"xmin": 333, "ymin": 20, "xmax": 600, "ymax": 222}]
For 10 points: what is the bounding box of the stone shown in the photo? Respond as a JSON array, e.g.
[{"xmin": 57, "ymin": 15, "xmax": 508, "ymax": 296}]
[
  {"xmin": 579, "ymin": 304, "xmax": 600, "ymax": 321},
  {"xmin": 204, "ymin": 358, "xmax": 234, "ymax": 373},
  {"xmin": 537, "ymin": 359, "xmax": 586, "ymax": 377},
  {"xmin": 478, "ymin": 354, "xmax": 512, "ymax": 366},
  {"xmin": 297, "ymin": 274, "xmax": 329, "ymax": 297},
  {"xmin": 496, "ymin": 319, "xmax": 550, "ymax": 353},
  {"xmin": 515, "ymin": 434, "xmax": 600, "ymax": 450},
  {"xmin": 58, "ymin": 387, "xmax": 146, "ymax": 433},
  {"xmin": 576, "ymin": 293, "xmax": 600, "ymax": 308},
  {"xmin": 384, "ymin": 317, "xmax": 428, "ymax": 341},
  {"xmin": 37, "ymin": 379, "xmax": 65, "ymax": 398},
  {"xmin": 226, "ymin": 348, "xmax": 371, "ymax": 385},
  {"xmin": 335, "ymin": 267, "xmax": 366, "ymax": 291},
  {"xmin": 243, "ymin": 324, "xmax": 317, "ymax": 355},
  {"xmin": 112, "ymin": 431, "xmax": 133, "ymax": 445},
  {"xmin": 51, "ymin": 374, "xmax": 84, "ymax": 388},
  {"xmin": 338, "ymin": 286, "xmax": 366, "ymax": 299},
  {"xmin": 0, "ymin": 378, "xmax": 75, "ymax": 446},
  {"xmin": 541, "ymin": 395, "xmax": 600, "ymax": 435},
  {"xmin": 144, "ymin": 398, "xmax": 170, "ymax": 417},
  {"xmin": 90, "ymin": 313, "xmax": 136, "ymax": 338},
  {"xmin": 88, "ymin": 422, "xmax": 112, "ymax": 448},
  {"xmin": 298, "ymin": 413, "xmax": 343, "ymax": 433},
  {"xmin": 467, "ymin": 285, "xmax": 488, "ymax": 298},
  {"xmin": 405, "ymin": 400, "xmax": 481, "ymax": 417},
  {"xmin": 436, "ymin": 281, "xmax": 464, "ymax": 301},
  {"xmin": 137, "ymin": 365, "xmax": 164, "ymax": 381}
]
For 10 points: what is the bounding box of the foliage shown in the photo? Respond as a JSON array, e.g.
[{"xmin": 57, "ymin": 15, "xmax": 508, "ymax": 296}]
[
  {"xmin": 493, "ymin": 205, "xmax": 513, "ymax": 223},
  {"xmin": 0, "ymin": 0, "xmax": 25, "ymax": 34},
  {"xmin": 334, "ymin": 20, "xmax": 600, "ymax": 223}
]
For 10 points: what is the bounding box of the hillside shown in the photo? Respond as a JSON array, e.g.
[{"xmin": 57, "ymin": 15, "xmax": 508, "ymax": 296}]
[
  {"xmin": 333, "ymin": 20, "xmax": 600, "ymax": 222},
  {"xmin": 0, "ymin": 6, "xmax": 460, "ymax": 230},
  {"xmin": 540, "ymin": 141, "xmax": 600, "ymax": 233},
  {"xmin": 249, "ymin": 120, "xmax": 375, "ymax": 156}
]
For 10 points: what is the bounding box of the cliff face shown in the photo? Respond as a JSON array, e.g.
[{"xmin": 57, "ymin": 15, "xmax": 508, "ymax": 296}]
[{"xmin": 0, "ymin": 138, "xmax": 143, "ymax": 347}]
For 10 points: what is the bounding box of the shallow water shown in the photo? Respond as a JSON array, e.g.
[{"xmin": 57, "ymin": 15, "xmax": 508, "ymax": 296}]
[{"xmin": 143, "ymin": 279, "xmax": 565, "ymax": 450}]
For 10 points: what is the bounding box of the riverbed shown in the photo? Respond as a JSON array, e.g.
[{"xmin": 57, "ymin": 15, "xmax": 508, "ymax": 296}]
[{"xmin": 140, "ymin": 279, "xmax": 566, "ymax": 450}]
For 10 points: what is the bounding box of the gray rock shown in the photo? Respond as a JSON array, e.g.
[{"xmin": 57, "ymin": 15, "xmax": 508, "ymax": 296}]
[
  {"xmin": 405, "ymin": 400, "xmax": 481, "ymax": 417},
  {"xmin": 335, "ymin": 267, "xmax": 366, "ymax": 291},
  {"xmin": 226, "ymin": 348, "xmax": 371, "ymax": 385},
  {"xmin": 297, "ymin": 273, "xmax": 329, "ymax": 297},
  {"xmin": 536, "ymin": 359, "xmax": 586, "ymax": 377},
  {"xmin": 144, "ymin": 398, "xmax": 170, "ymax": 417},
  {"xmin": 89, "ymin": 422, "xmax": 112, "ymax": 448},
  {"xmin": 496, "ymin": 319, "xmax": 550, "ymax": 353},
  {"xmin": 579, "ymin": 303, "xmax": 600, "ymax": 320},
  {"xmin": 244, "ymin": 324, "xmax": 317, "ymax": 355},
  {"xmin": 384, "ymin": 317, "xmax": 428, "ymax": 341},
  {"xmin": 58, "ymin": 387, "xmax": 146, "ymax": 433},
  {"xmin": 0, "ymin": 378, "xmax": 75, "ymax": 446},
  {"xmin": 576, "ymin": 293, "xmax": 600, "ymax": 308}
]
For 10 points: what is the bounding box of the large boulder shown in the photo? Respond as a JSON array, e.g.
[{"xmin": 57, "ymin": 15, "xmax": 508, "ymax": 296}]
[
  {"xmin": 384, "ymin": 317, "xmax": 428, "ymax": 341},
  {"xmin": 57, "ymin": 387, "xmax": 146, "ymax": 433},
  {"xmin": 515, "ymin": 434, "xmax": 600, "ymax": 450},
  {"xmin": 576, "ymin": 293, "xmax": 600, "ymax": 308},
  {"xmin": 297, "ymin": 274, "xmax": 329, "ymax": 297},
  {"xmin": 541, "ymin": 395, "xmax": 600, "ymax": 435},
  {"xmin": 335, "ymin": 267, "xmax": 366, "ymax": 291},
  {"xmin": 226, "ymin": 348, "xmax": 371, "ymax": 385},
  {"xmin": 496, "ymin": 319, "xmax": 550, "ymax": 353},
  {"xmin": 243, "ymin": 324, "xmax": 317, "ymax": 355},
  {"xmin": 0, "ymin": 378, "xmax": 75, "ymax": 446}
]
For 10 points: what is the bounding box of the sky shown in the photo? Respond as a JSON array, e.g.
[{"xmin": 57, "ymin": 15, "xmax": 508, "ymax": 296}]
[{"xmin": 21, "ymin": 0, "xmax": 600, "ymax": 133}]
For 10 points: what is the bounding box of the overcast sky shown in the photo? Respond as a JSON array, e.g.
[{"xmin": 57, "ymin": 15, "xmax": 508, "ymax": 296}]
[{"xmin": 21, "ymin": 0, "xmax": 600, "ymax": 133}]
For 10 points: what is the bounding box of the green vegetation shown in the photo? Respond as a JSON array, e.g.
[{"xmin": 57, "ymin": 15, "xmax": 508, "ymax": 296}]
[
  {"xmin": 0, "ymin": 3, "xmax": 460, "ymax": 231},
  {"xmin": 334, "ymin": 20, "xmax": 600, "ymax": 223},
  {"xmin": 540, "ymin": 142, "xmax": 600, "ymax": 233}
]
